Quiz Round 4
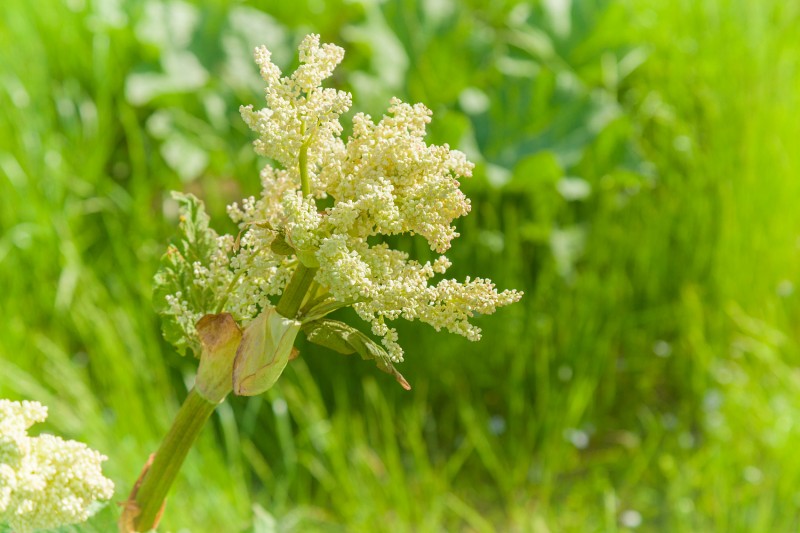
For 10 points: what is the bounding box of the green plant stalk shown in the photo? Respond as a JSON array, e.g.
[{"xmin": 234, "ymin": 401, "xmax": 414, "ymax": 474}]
[
  {"xmin": 276, "ymin": 263, "xmax": 317, "ymax": 318},
  {"xmin": 132, "ymin": 388, "xmax": 216, "ymax": 531},
  {"xmin": 299, "ymin": 141, "xmax": 311, "ymax": 197},
  {"xmin": 131, "ymin": 117, "xmax": 317, "ymax": 530},
  {"xmin": 299, "ymin": 121, "xmax": 311, "ymax": 197}
]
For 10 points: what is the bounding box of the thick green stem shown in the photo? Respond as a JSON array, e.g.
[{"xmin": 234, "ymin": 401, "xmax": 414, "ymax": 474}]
[
  {"xmin": 276, "ymin": 263, "xmax": 317, "ymax": 319},
  {"xmin": 129, "ymin": 263, "xmax": 315, "ymax": 531},
  {"xmin": 299, "ymin": 120, "xmax": 311, "ymax": 197},
  {"xmin": 299, "ymin": 141, "xmax": 310, "ymax": 197},
  {"xmin": 132, "ymin": 388, "xmax": 216, "ymax": 531}
]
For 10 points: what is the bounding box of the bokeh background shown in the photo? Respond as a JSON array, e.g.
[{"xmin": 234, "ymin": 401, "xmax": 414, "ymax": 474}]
[{"xmin": 2, "ymin": 0, "xmax": 800, "ymax": 531}]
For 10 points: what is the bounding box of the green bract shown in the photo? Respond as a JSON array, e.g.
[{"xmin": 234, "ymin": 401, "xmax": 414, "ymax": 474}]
[
  {"xmin": 233, "ymin": 306, "xmax": 301, "ymax": 396},
  {"xmin": 195, "ymin": 313, "xmax": 243, "ymax": 402}
]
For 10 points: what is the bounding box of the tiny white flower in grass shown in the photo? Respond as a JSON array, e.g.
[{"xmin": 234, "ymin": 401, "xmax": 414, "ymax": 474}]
[
  {"xmin": 0, "ymin": 399, "xmax": 114, "ymax": 533},
  {"xmin": 620, "ymin": 509, "xmax": 642, "ymax": 528}
]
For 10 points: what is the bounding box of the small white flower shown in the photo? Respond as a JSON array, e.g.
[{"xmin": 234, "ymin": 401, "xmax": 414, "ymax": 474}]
[
  {"xmin": 282, "ymin": 191, "xmax": 323, "ymax": 252},
  {"xmin": 0, "ymin": 400, "xmax": 114, "ymax": 533}
]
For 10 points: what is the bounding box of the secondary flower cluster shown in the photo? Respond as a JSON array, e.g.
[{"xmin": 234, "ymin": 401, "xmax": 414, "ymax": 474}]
[
  {"xmin": 159, "ymin": 34, "xmax": 521, "ymax": 363},
  {"xmin": 0, "ymin": 399, "xmax": 114, "ymax": 533}
]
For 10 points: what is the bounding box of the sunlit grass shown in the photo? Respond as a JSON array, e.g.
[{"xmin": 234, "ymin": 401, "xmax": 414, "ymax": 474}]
[{"xmin": 2, "ymin": 0, "xmax": 800, "ymax": 531}]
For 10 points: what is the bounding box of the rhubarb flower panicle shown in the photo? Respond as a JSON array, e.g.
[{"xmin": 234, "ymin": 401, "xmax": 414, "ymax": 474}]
[
  {"xmin": 237, "ymin": 35, "xmax": 522, "ymax": 363},
  {"xmin": 239, "ymin": 33, "xmax": 351, "ymax": 194},
  {"xmin": 0, "ymin": 400, "xmax": 114, "ymax": 533},
  {"xmin": 155, "ymin": 33, "xmax": 521, "ymax": 383}
]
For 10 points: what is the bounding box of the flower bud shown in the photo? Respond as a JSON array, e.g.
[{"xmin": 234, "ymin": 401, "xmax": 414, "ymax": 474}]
[
  {"xmin": 233, "ymin": 305, "xmax": 301, "ymax": 396},
  {"xmin": 195, "ymin": 313, "xmax": 243, "ymax": 403}
]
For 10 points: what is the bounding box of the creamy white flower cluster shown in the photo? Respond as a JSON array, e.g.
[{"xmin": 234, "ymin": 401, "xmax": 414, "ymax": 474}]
[
  {"xmin": 0, "ymin": 400, "xmax": 114, "ymax": 533},
  {"xmin": 164, "ymin": 34, "xmax": 521, "ymax": 362},
  {"xmin": 240, "ymin": 34, "xmax": 351, "ymax": 190}
]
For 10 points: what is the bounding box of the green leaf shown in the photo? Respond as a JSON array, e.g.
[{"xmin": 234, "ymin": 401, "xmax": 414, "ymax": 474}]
[
  {"xmin": 303, "ymin": 319, "xmax": 411, "ymax": 390},
  {"xmin": 508, "ymin": 150, "xmax": 563, "ymax": 194},
  {"xmin": 300, "ymin": 296, "xmax": 357, "ymax": 322},
  {"xmin": 302, "ymin": 319, "xmax": 355, "ymax": 354},
  {"xmin": 296, "ymin": 249, "xmax": 320, "ymax": 268},
  {"xmin": 153, "ymin": 192, "xmax": 221, "ymax": 357},
  {"xmin": 269, "ymin": 230, "xmax": 294, "ymax": 255}
]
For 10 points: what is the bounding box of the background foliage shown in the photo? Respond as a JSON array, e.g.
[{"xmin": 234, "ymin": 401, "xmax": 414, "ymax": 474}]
[{"xmin": 2, "ymin": 0, "xmax": 800, "ymax": 531}]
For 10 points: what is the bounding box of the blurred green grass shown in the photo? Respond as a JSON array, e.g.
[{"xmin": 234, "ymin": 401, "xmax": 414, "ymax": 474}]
[{"xmin": 2, "ymin": 0, "xmax": 800, "ymax": 531}]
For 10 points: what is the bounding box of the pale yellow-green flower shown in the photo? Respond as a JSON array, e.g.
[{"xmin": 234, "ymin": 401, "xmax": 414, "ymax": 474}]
[
  {"xmin": 0, "ymin": 400, "xmax": 114, "ymax": 533},
  {"xmin": 160, "ymin": 34, "xmax": 522, "ymax": 364},
  {"xmin": 240, "ymin": 33, "xmax": 351, "ymax": 187}
]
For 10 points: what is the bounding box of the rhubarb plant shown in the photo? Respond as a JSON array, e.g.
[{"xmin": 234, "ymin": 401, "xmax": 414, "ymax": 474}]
[{"xmin": 123, "ymin": 34, "xmax": 522, "ymax": 531}]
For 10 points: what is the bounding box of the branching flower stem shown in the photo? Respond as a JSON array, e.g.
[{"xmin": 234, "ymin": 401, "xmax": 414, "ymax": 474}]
[
  {"xmin": 299, "ymin": 122, "xmax": 311, "ymax": 197},
  {"xmin": 276, "ymin": 263, "xmax": 318, "ymax": 318}
]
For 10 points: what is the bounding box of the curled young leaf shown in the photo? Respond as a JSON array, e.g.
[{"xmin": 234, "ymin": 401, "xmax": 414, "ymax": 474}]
[
  {"xmin": 296, "ymin": 249, "xmax": 320, "ymax": 268},
  {"xmin": 299, "ymin": 296, "xmax": 357, "ymax": 322},
  {"xmin": 153, "ymin": 192, "xmax": 224, "ymax": 357}
]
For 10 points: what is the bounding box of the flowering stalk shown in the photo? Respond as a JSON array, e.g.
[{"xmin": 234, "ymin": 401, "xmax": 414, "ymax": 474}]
[
  {"xmin": 136, "ymin": 33, "xmax": 522, "ymax": 530},
  {"xmin": 276, "ymin": 263, "xmax": 316, "ymax": 318},
  {"xmin": 298, "ymin": 124, "xmax": 312, "ymax": 197}
]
